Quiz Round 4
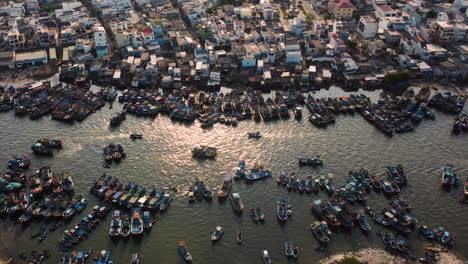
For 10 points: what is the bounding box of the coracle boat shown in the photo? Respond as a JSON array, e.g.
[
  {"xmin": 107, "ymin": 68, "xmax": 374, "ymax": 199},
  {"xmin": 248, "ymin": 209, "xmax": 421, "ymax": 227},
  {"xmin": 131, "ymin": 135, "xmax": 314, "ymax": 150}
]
[{"xmin": 441, "ymin": 164, "xmax": 456, "ymax": 186}]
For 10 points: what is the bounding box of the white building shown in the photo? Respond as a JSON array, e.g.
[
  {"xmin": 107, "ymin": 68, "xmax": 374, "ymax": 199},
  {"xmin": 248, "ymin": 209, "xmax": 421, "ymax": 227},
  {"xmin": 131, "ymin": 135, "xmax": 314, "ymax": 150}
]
[
  {"xmin": 93, "ymin": 26, "xmax": 108, "ymax": 48},
  {"xmin": 375, "ymin": 4, "xmax": 397, "ymax": 18},
  {"xmin": 357, "ymin": 16, "xmax": 378, "ymax": 39},
  {"xmin": 286, "ymin": 50, "xmax": 302, "ymax": 64}
]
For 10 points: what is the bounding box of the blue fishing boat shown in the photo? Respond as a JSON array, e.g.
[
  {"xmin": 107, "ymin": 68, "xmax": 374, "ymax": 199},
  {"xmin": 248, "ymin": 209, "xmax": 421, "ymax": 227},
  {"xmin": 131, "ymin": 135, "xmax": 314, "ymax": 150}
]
[
  {"xmin": 276, "ymin": 197, "xmax": 288, "ymax": 221},
  {"xmin": 248, "ymin": 132, "xmax": 262, "ymax": 138},
  {"xmin": 381, "ymin": 180, "xmax": 394, "ymax": 194},
  {"xmin": 92, "ymin": 250, "xmax": 110, "ymax": 264},
  {"xmin": 159, "ymin": 193, "xmax": 172, "ymax": 211},
  {"xmin": 178, "ymin": 240, "xmax": 192, "ymax": 262},
  {"xmin": 130, "ymin": 208, "xmax": 143, "ymax": 235},
  {"xmin": 109, "ymin": 210, "xmax": 122, "ymax": 237},
  {"xmin": 358, "ymin": 211, "xmax": 371, "ymax": 232},
  {"xmin": 245, "ymin": 170, "xmax": 272, "ymax": 181},
  {"xmin": 234, "ymin": 160, "xmax": 246, "ymax": 179}
]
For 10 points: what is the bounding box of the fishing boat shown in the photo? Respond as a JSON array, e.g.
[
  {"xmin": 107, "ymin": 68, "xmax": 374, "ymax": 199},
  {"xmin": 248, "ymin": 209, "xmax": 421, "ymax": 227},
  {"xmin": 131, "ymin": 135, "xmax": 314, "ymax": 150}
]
[
  {"xmin": 310, "ymin": 221, "xmax": 330, "ymax": 244},
  {"xmin": 130, "ymin": 253, "xmax": 140, "ymax": 264},
  {"xmin": 381, "ymin": 180, "xmax": 394, "ymax": 194},
  {"xmin": 187, "ymin": 188, "xmax": 195, "ymax": 202},
  {"xmin": 178, "ymin": 240, "xmax": 192, "ymax": 262},
  {"xmin": 191, "ymin": 145, "xmax": 217, "ymax": 159},
  {"xmin": 276, "ymin": 197, "xmax": 288, "ymax": 222},
  {"xmin": 284, "ymin": 241, "xmax": 293, "ymax": 257},
  {"xmin": 262, "ymin": 250, "xmax": 271, "ymax": 264},
  {"xmin": 211, "ymin": 226, "xmax": 224, "ymax": 241},
  {"xmin": 31, "ymin": 143, "xmax": 53, "ymax": 155},
  {"xmin": 256, "ymin": 208, "xmax": 265, "ymax": 221},
  {"xmin": 236, "ymin": 230, "xmax": 242, "ymax": 244},
  {"xmin": 196, "ymin": 179, "xmax": 213, "ymax": 199},
  {"xmin": 92, "ymin": 250, "xmax": 110, "ymax": 264},
  {"xmin": 121, "ymin": 215, "xmax": 131, "ymax": 238},
  {"xmin": 130, "ymin": 208, "xmax": 143, "ymax": 235},
  {"xmin": 441, "ymin": 164, "xmax": 456, "ymax": 186},
  {"xmin": 358, "ymin": 211, "xmax": 371, "ymax": 232},
  {"xmin": 38, "ymin": 230, "xmax": 48, "ymax": 241},
  {"xmin": 159, "ymin": 193, "xmax": 172, "ymax": 211},
  {"xmin": 248, "ymin": 132, "xmax": 262, "ymax": 138},
  {"xmin": 371, "ymin": 176, "xmax": 382, "ymax": 190},
  {"xmin": 129, "ymin": 134, "xmax": 143, "ymax": 139},
  {"xmin": 464, "ymin": 177, "xmax": 468, "ymax": 198},
  {"xmin": 85, "ymin": 249, "xmax": 92, "ymax": 259},
  {"xmin": 109, "ymin": 210, "xmax": 122, "ymax": 237},
  {"xmin": 230, "ymin": 193, "xmax": 243, "ymax": 212},
  {"xmin": 217, "ymin": 174, "xmax": 232, "ymax": 199},
  {"xmin": 249, "ymin": 208, "xmax": 259, "ymax": 222},
  {"xmin": 7, "ymin": 155, "xmax": 31, "ymax": 168},
  {"xmin": 245, "ymin": 170, "xmax": 272, "ymax": 181},
  {"xmin": 110, "ymin": 111, "xmax": 126, "ymax": 126},
  {"xmin": 298, "ymin": 156, "xmax": 323, "ymax": 166},
  {"xmin": 142, "ymin": 211, "xmax": 152, "ymax": 230}
]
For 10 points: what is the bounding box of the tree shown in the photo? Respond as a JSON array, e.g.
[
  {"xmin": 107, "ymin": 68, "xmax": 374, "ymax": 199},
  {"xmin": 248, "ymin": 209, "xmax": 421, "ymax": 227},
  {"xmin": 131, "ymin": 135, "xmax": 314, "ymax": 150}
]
[
  {"xmin": 384, "ymin": 71, "xmax": 412, "ymax": 83},
  {"xmin": 426, "ymin": 9, "xmax": 437, "ymax": 19}
]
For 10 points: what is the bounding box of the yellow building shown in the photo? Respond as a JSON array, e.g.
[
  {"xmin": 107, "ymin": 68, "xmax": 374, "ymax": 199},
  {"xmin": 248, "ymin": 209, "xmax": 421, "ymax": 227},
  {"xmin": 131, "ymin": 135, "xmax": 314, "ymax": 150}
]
[{"xmin": 328, "ymin": 0, "xmax": 355, "ymax": 19}]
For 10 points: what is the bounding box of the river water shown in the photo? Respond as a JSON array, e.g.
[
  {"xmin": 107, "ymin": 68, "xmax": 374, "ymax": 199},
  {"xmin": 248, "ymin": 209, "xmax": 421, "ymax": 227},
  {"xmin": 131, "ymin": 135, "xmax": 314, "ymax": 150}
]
[{"xmin": 0, "ymin": 85, "xmax": 467, "ymax": 264}]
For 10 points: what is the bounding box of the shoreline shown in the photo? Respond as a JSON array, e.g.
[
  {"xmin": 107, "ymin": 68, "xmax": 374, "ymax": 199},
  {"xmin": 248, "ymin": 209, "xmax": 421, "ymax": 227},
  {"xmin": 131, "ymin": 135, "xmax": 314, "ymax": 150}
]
[{"xmin": 318, "ymin": 248, "xmax": 465, "ymax": 264}]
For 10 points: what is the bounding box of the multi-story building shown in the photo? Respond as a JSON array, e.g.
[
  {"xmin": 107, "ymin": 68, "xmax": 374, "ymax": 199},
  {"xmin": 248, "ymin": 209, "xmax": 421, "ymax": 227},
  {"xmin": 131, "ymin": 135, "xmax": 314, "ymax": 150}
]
[
  {"xmin": 328, "ymin": 0, "xmax": 355, "ymax": 19},
  {"xmin": 357, "ymin": 16, "xmax": 378, "ymax": 39},
  {"xmin": 435, "ymin": 21, "xmax": 454, "ymax": 43}
]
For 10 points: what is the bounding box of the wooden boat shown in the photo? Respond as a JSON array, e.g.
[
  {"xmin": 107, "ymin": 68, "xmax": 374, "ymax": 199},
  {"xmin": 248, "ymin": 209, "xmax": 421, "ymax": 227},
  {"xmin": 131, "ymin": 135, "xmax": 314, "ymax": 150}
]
[
  {"xmin": 109, "ymin": 210, "xmax": 122, "ymax": 237},
  {"xmin": 196, "ymin": 179, "xmax": 213, "ymax": 199},
  {"xmin": 245, "ymin": 170, "xmax": 272, "ymax": 181},
  {"xmin": 310, "ymin": 221, "xmax": 330, "ymax": 244},
  {"xmin": 217, "ymin": 174, "xmax": 232, "ymax": 199},
  {"xmin": 358, "ymin": 211, "xmax": 371, "ymax": 232},
  {"xmin": 262, "ymin": 250, "xmax": 271, "ymax": 264},
  {"xmin": 464, "ymin": 178, "xmax": 468, "ymax": 198},
  {"xmin": 159, "ymin": 193, "xmax": 172, "ymax": 211},
  {"xmin": 178, "ymin": 240, "xmax": 192, "ymax": 262},
  {"xmin": 371, "ymin": 176, "xmax": 382, "ymax": 190},
  {"xmin": 191, "ymin": 145, "xmax": 217, "ymax": 159},
  {"xmin": 248, "ymin": 132, "xmax": 262, "ymax": 138},
  {"xmin": 442, "ymin": 165, "xmax": 455, "ymax": 186},
  {"xmin": 249, "ymin": 209, "xmax": 259, "ymax": 222},
  {"xmin": 129, "ymin": 134, "xmax": 143, "ymax": 139},
  {"xmin": 276, "ymin": 197, "xmax": 288, "ymax": 221},
  {"xmin": 121, "ymin": 215, "xmax": 131, "ymax": 238},
  {"xmin": 236, "ymin": 230, "xmax": 242, "ymax": 244},
  {"xmin": 130, "ymin": 208, "xmax": 143, "ymax": 235},
  {"xmin": 143, "ymin": 211, "xmax": 152, "ymax": 230},
  {"xmin": 230, "ymin": 193, "xmax": 243, "ymax": 212},
  {"xmin": 381, "ymin": 180, "xmax": 394, "ymax": 194},
  {"xmin": 130, "ymin": 253, "xmax": 140, "ymax": 264},
  {"xmin": 284, "ymin": 241, "xmax": 293, "ymax": 257},
  {"xmin": 256, "ymin": 208, "xmax": 265, "ymax": 221},
  {"xmin": 211, "ymin": 226, "xmax": 224, "ymax": 241},
  {"xmin": 298, "ymin": 156, "xmax": 323, "ymax": 166}
]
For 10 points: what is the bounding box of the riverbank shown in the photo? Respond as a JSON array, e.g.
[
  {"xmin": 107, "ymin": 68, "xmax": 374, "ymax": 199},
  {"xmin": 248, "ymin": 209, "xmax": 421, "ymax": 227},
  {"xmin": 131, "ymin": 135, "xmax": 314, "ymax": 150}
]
[
  {"xmin": 318, "ymin": 248, "xmax": 465, "ymax": 264},
  {"xmin": 0, "ymin": 65, "xmax": 58, "ymax": 85}
]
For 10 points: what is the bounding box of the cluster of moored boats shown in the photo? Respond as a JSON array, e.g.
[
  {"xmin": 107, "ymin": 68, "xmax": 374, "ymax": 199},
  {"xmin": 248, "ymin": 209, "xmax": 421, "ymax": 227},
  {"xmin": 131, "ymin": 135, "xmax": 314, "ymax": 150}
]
[
  {"xmin": 306, "ymin": 94, "xmax": 370, "ymax": 126},
  {"xmin": 90, "ymin": 174, "xmax": 173, "ymax": 212},
  {"xmin": 1, "ymin": 164, "xmax": 78, "ymax": 224},
  {"xmin": 277, "ymin": 172, "xmax": 334, "ymax": 194},
  {"xmin": 17, "ymin": 249, "xmax": 50, "ymax": 264},
  {"xmin": 428, "ymin": 91, "xmax": 465, "ymax": 114},
  {"xmin": 108, "ymin": 208, "xmax": 155, "ymax": 238},
  {"xmin": 0, "ymin": 82, "xmax": 107, "ymax": 121},
  {"xmin": 59, "ymin": 203, "xmax": 112, "ymax": 250},
  {"xmin": 31, "ymin": 138, "xmax": 62, "ymax": 155},
  {"xmin": 103, "ymin": 143, "xmax": 126, "ymax": 164}
]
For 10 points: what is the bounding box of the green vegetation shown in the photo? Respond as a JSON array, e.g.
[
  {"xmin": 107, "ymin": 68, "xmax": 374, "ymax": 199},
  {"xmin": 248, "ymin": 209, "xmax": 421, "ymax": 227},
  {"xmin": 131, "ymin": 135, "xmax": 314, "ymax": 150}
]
[
  {"xmin": 338, "ymin": 257, "xmax": 363, "ymax": 264},
  {"xmin": 305, "ymin": 14, "xmax": 315, "ymax": 24},
  {"xmin": 384, "ymin": 71, "xmax": 412, "ymax": 83},
  {"xmin": 42, "ymin": 3, "xmax": 62, "ymax": 12}
]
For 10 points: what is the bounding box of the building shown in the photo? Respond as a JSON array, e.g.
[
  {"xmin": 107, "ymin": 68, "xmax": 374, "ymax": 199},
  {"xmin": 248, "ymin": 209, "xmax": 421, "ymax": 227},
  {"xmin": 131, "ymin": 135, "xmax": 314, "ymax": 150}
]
[
  {"xmin": 0, "ymin": 52, "xmax": 15, "ymax": 69},
  {"xmin": 285, "ymin": 50, "xmax": 302, "ymax": 64},
  {"xmin": 328, "ymin": 0, "xmax": 355, "ymax": 19},
  {"xmin": 435, "ymin": 21, "xmax": 454, "ymax": 43},
  {"xmin": 15, "ymin": 50, "xmax": 48, "ymax": 67},
  {"xmin": 375, "ymin": 4, "xmax": 397, "ymax": 18},
  {"xmin": 357, "ymin": 16, "xmax": 378, "ymax": 39},
  {"xmin": 93, "ymin": 26, "xmax": 108, "ymax": 48}
]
